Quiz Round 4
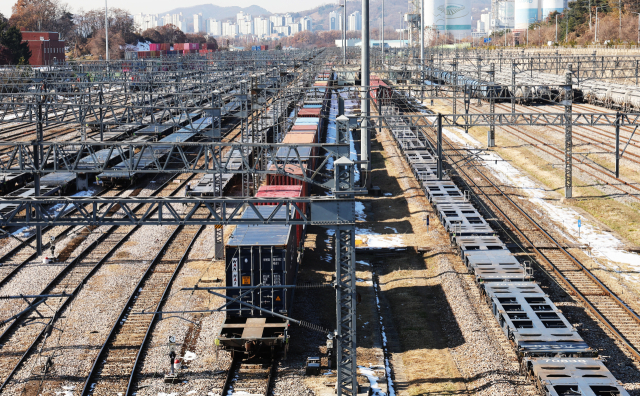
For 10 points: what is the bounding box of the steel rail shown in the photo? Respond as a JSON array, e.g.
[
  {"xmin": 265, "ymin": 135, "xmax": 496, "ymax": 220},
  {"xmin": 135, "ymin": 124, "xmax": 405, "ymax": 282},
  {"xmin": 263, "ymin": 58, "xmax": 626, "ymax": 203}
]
[
  {"xmin": 124, "ymin": 222, "xmax": 204, "ymax": 395},
  {"xmin": 396, "ymin": 96, "xmax": 640, "ymax": 362},
  {"xmin": 0, "ymin": 176, "xmax": 183, "ymax": 393}
]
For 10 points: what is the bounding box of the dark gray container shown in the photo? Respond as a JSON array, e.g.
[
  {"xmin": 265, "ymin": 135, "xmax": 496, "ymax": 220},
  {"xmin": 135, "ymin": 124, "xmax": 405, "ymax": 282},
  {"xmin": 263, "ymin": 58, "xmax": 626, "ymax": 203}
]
[{"xmin": 225, "ymin": 205, "xmax": 296, "ymax": 318}]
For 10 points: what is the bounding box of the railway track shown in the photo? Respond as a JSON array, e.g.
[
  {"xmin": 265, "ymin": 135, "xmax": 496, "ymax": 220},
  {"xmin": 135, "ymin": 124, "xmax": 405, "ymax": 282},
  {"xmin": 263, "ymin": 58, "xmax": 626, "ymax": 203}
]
[
  {"xmin": 402, "ymin": 96, "xmax": 640, "ymax": 362},
  {"xmin": 81, "ymin": 212, "xmax": 207, "ymax": 395},
  {"xmin": 0, "ymin": 187, "xmax": 132, "ymax": 292},
  {"xmin": 443, "ymin": 98, "xmax": 640, "ymax": 202},
  {"xmin": 222, "ymin": 357, "xmax": 276, "ymax": 396},
  {"xmin": 0, "ymin": 174, "xmax": 195, "ymax": 394}
]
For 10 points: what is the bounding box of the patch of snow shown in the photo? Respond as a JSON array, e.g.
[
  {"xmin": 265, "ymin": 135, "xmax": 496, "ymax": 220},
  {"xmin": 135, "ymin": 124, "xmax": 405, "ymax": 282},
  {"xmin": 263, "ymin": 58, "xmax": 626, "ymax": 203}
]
[
  {"xmin": 186, "ymin": 391, "xmax": 197, "ymax": 395},
  {"xmin": 183, "ymin": 351, "xmax": 197, "ymax": 361},
  {"xmin": 359, "ymin": 366, "xmax": 388, "ymax": 396},
  {"xmin": 124, "ymin": 41, "xmax": 151, "ymax": 52},
  {"xmin": 361, "ymin": 234, "xmax": 404, "ymax": 248},
  {"xmin": 443, "ymin": 127, "xmax": 640, "ymax": 274},
  {"xmin": 55, "ymin": 386, "xmax": 75, "ymax": 396}
]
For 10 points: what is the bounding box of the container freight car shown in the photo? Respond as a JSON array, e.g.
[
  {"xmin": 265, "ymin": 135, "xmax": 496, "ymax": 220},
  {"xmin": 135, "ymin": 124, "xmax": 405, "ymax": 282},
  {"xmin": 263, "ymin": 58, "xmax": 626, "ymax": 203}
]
[{"xmin": 216, "ymin": 205, "xmax": 298, "ymax": 358}]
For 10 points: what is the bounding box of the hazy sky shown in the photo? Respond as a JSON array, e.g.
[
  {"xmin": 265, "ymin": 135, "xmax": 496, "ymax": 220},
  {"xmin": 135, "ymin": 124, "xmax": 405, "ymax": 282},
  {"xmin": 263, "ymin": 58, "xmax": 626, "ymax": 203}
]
[{"xmin": 2, "ymin": 0, "xmax": 335, "ymax": 20}]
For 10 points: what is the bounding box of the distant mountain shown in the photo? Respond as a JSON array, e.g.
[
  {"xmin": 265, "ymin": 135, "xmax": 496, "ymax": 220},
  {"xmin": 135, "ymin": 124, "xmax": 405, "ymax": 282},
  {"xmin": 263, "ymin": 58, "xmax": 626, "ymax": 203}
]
[{"xmin": 161, "ymin": 4, "xmax": 272, "ymax": 20}]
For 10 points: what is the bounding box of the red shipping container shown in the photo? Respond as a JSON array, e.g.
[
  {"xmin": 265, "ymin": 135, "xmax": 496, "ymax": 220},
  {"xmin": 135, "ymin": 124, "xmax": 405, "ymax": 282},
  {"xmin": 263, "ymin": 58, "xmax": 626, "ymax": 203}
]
[
  {"xmin": 267, "ymin": 164, "xmax": 308, "ymax": 197},
  {"xmin": 256, "ymin": 185, "xmax": 305, "ymax": 246},
  {"xmin": 298, "ymin": 108, "xmax": 321, "ymax": 118},
  {"xmin": 291, "ymin": 125, "xmax": 317, "ymax": 132},
  {"xmin": 150, "ymin": 43, "xmax": 158, "ymax": 51}
]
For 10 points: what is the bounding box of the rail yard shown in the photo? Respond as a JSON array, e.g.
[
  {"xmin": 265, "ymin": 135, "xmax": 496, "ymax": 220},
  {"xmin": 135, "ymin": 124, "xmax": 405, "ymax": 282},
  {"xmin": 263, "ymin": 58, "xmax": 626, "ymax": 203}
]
[{"xmin": 1, "ymin": 45, "xmax": 640, "ymax": 396}]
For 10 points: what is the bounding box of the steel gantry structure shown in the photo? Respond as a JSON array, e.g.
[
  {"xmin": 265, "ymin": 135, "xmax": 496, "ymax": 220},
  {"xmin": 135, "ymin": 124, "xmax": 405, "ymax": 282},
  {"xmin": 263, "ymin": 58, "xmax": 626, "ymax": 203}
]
[{"xmin": 0, "ymin": 48, "xmax": 364, "ymax": 395}]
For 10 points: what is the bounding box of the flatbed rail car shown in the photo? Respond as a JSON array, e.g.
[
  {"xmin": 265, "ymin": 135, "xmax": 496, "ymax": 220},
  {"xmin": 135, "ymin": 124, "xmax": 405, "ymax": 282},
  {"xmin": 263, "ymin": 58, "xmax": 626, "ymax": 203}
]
[
  {"xmin": 0, "ymin": 185, "xmax": 60, "ymax": 216},
  {"xmin": 97, "ymin": 131, "xmax": 198, "ymax": 185},
  {"xmin": 189, "ymin": 147, "xmax": 242, "ymax": 197},
  {"xmin": 523, "ymin": 358, "xmax": 629, "ymax": 396},
  {"xmin": 379, "ymin": 96, "xmax": 626, "ymax": 391},
  {"xmin": 483, "ymin": 282, "xmax": 594, "ymax": 357},
  {"xmin": 217, "ymin": 205, "xmax": 298, "ymax": 359}
]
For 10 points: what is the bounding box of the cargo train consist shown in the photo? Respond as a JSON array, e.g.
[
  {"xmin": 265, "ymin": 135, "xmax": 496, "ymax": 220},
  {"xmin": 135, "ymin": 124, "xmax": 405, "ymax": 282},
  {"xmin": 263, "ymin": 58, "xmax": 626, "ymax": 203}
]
[
  {"xmin": 422, "ymin": 63, "xmax": 640, "ymax": 111},
  {"xmin": 215, "ymin": 70, "xmax": 334, "ymax": 359},
  {"xmin": 380, "ymin": 86, "xmax": 630, "ymax": 396}
]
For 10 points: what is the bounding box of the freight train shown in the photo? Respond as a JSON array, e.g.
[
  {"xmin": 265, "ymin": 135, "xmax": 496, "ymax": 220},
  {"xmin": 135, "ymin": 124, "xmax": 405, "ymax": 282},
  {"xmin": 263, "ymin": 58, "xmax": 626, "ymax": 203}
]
[
  {"xmin": 215, "ymin": 70, "xmax": 334, "ymax": 359},
  {"xmin": 380, "ymin": 88, "xmax": 630, "ymax": 396}
]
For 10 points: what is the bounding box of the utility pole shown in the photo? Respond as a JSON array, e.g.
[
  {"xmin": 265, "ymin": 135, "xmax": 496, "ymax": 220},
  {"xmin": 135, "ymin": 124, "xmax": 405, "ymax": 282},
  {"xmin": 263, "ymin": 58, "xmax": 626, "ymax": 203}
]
[
  {"xmin": 615, "ymin": 111, "xmax": 621, "ymax": 178},
  {"xmin": 556, "ymin": 14, "xmax": 558, "ymax": 42},
  {"xmin": 488, "ymin": 63, "xmax": 495, "ymax": 147},
  {"xmin": 564, "ymin": 64, "xmax": 573, "ymax": 199},
  {"xmin": 361, "ymin": 0, "xmax": 371, "ymax": 189},
  {"xmin": 421, "ymin": 0, "xmax": 425, "ymax": 67},
  {"xmin": 105, "ymin": 0, "xmax": 109, "ymax": 61},
  {"xmin": 619, "ymin": 0, "xmax": 622, "ymax": 40},
  {"xmin": 342, "ymin": 2, "xmax": 346, "ymax": 65}
]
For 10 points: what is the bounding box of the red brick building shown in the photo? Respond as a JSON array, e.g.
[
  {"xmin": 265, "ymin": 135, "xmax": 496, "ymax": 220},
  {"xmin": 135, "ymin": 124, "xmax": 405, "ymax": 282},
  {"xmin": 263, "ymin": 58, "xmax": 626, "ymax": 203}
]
[{"xmin": 20, "ymin": 31, "xmax": 66, "ymax": 66}]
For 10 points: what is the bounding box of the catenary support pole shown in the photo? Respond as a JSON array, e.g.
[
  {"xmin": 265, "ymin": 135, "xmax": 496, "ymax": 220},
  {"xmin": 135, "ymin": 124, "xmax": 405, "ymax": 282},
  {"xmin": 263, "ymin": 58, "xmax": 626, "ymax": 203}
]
[
  {"xmin": 343, "ymin": 0, "xmax": 347, "ymax": 64},
  {"xmin": 105, "ymin": 0, "xmax": 109, "ymax": 61},
  {"xmin": 565, "ymin": 64, "xmax": 573, "ymax": 199},
  {"xmin": 488, "ymin": 63, "xmax": 495, "ymax": 147},
  {"xmin": 437, "ymin": 113, "xmax": 443, "ymax": 180},
  {"xmin": 382, "ymin": 0, "xmax": 384, "ymax": 64},
  {"xmin": 420, "ymin": 0, "xmax": 424, "ymax": 67},
  {"xmin": 616, "ymin": 111, "xmax": 620, "ymax": 178},
  {"xmin": 35, "ymin": 94, "xmax": 43, "ymax": 256},
  {"xmin": 361, "ymin": 0, "xmax": 371, "ymax": 189}
]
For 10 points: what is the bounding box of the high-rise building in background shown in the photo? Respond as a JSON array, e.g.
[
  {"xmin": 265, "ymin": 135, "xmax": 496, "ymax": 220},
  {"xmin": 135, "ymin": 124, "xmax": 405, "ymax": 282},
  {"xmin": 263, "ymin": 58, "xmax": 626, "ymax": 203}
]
[
  {"xmin": 254, "ymin": 17, "xmax": 273, "ymax": 37},
  {"xmin": 133, "ymin": 9, "xmax": 312, "ymax": 38},
  {"xmin": 301, "ymin": 17, "xmax": 312, "ymax": 31},
  {"xmin": 134, "ymin": 13, "xmax": 160, "ymax": 30},
  {"xmin": 270, "ymin": 15, "xmax": 286, "ymax": 27},
  {"xmin": 348, "ymin": 11, "xmax": 361, "ymax": 31},
  {"xmin": 329, "ymin": 11, "xmax": 343, "ymax": 31},
  {"xmin": 222, "ymin": 21, "xmax": 239, "ymax": 36},
  {"xmin": 193, "ymin": 13, "xmax": 203, "ymax": 33},
  {"xmin": 284, "ymin": 13, "xmax": 294, "ymax": 24},
  {"xmin": 207, "ymin": 19, "xmax": 222, "ymax": 36}
]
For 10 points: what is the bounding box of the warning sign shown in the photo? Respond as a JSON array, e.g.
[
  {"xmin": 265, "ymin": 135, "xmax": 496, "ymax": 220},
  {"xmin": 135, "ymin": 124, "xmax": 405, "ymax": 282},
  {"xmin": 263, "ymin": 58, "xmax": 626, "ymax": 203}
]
[
  {"xmin": 275, "ymin": 296, "xmax": 281, "ymax": 301},
  {"xmin": 242, "ymin": 276, "xmax": 251, "ymax": 285},
  {"xmin": 215, "ymin": 224, "xmax": 223, "ymax": 229}
]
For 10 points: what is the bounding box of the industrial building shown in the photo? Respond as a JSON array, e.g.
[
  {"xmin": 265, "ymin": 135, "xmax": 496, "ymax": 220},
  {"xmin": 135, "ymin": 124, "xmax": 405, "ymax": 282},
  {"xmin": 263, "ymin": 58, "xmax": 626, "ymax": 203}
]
[{"xmin": 20, "ymin": 31, "xmax": 66, "ymax": 66}]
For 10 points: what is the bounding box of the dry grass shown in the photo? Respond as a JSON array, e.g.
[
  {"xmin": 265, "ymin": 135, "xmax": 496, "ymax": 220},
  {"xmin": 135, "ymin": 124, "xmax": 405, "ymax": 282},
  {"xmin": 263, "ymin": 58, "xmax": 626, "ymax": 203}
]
[{"xmin": 376, "ymin": 254, "xmax": 466, "ymax": 395}]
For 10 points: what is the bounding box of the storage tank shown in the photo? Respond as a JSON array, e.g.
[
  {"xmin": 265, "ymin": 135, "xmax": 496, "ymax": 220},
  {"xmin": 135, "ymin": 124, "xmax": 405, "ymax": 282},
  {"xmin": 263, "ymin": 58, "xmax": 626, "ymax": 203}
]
[
  {"xmin": 424, "ymin": 0, "xmax": 446, "ymax": 31},
  {"xmin": 498, "ymin": 0, "xmax": 515, "ymax": 29},
  {"xmin": 445, "ymin": 0, "xmax": 471, "ymax": 39},
  {"xmin": 515, "ymin": 0, "xmax": 540, "ymax": 30},
  {"xmin": 542, "ymin": 0, "xmax": 564, "ymax": 19}
]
